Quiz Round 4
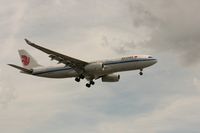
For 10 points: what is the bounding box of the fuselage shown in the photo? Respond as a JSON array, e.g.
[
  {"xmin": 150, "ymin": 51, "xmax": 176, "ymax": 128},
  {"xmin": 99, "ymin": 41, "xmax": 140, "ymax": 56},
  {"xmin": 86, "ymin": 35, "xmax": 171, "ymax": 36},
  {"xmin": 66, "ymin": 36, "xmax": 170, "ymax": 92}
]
[{"xmin": 31, "ymin": 55, "xmax": 157, "ymax": 79}]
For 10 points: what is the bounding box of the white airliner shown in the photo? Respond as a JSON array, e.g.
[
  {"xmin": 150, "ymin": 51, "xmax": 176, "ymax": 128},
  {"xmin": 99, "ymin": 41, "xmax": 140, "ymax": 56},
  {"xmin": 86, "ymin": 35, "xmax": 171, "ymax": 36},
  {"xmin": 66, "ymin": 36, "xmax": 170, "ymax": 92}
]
[{"xmin": 9, "ymin": 39, "xmax": 157, "ymax": 87}]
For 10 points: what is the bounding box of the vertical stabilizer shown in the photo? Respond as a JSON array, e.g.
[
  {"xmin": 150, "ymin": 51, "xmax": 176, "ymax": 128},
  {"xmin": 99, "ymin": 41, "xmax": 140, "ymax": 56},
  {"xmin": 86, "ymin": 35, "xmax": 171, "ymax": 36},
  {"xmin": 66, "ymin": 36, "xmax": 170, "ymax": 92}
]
[{"xmin": 18, "ymin": 49, "xmax": 41, "ymax": 69}]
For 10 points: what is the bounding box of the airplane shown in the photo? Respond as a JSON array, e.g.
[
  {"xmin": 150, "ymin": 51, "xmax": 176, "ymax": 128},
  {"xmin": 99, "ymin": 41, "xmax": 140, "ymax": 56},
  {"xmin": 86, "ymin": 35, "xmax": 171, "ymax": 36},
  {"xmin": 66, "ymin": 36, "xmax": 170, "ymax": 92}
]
[{"xmin": 8, "ymin": 39, "xmax": 157, "ymax": 88}]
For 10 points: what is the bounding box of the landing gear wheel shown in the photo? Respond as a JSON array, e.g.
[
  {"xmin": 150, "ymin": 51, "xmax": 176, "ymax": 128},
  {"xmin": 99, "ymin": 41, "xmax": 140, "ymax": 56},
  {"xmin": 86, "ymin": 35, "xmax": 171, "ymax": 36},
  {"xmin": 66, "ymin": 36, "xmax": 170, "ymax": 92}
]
[
  {"xmin": 90, "ymin": 81, "xmax": 95, "ymax": 85},
  {"xmin": 139, "ymin": 71, "xmax": 143, "ymax": 75},
  {"xmin": 80, "ymin": 75, "xmax": 85, "ymax": 79},
  {"xmin": 75, "ymin": 77, "xmax": 80, "ymax": 82},
  {"xmin": 86, "ymin": 83, "xmax": 91, "ymax": 88}
]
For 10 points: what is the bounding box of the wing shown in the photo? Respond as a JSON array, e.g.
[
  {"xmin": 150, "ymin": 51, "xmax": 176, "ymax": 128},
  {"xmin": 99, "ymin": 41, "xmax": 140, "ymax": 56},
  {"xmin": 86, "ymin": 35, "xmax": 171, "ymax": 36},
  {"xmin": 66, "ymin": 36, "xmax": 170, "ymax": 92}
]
[{"xmin": 24, "ymin": 39, "xmax": 88, "ymax": 75}]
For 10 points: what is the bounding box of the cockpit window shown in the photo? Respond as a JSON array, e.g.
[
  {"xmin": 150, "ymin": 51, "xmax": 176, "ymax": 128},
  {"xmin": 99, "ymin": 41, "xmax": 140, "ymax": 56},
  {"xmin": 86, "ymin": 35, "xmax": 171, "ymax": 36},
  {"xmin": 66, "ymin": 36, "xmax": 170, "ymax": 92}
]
[{"xmin": 148, "ymin": 56, "xmax": 153, "ymax": 58}]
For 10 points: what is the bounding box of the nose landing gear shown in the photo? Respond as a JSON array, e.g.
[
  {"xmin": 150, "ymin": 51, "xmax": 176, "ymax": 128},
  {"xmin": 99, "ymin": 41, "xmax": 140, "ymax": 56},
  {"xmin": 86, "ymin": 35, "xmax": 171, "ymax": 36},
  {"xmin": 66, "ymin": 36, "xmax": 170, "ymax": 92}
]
[{"xmin": 139, "ymin": 69, "xmax": 143, "ymax": 75}]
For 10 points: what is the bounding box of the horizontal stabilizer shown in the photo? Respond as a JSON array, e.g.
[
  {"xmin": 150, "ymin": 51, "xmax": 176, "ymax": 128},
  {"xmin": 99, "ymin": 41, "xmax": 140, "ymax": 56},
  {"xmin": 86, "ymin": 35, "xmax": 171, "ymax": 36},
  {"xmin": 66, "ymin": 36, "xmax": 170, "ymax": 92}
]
[{"xmin": 8, "ymin": 64, "xmax": 33, "ymax": 74}]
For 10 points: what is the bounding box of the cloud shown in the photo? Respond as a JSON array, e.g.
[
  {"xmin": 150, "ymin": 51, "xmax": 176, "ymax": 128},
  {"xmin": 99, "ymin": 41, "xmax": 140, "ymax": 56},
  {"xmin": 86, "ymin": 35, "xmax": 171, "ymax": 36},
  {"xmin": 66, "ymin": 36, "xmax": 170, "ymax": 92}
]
[
  {"xmin": 0, "ymin": 84, "xmax": 16, "ymax": 108},
  {"xmin": 96, "ymin": 96, "xmax": 200, "ymax": 133},
  {"xmin": 1, "ymin": 0, "xmax": 200, "ymax": 133},
  {"xmin": 100, "ymin": 0, "xmax": 200, "ymax": 66},
  {"xmin": 193, "ymin": 77, "xmax": 200, "ymax": 92},
  {"xmin": 0, "ymin": 69, "xmax": 16, "ymax": 109},
  {"xmin": 126, "ymin": 0, "xmax": 200, "ymax": 66}
]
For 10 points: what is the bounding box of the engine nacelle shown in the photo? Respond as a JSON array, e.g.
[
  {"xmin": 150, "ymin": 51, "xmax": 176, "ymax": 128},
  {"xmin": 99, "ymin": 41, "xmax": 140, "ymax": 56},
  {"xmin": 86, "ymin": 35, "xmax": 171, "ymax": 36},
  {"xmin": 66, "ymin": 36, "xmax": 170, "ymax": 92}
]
[
  {"xmin": 84, "ymin": 63, "xmax": 104, "ymax": 73},
  {"xmin": 102, "ymin": 74, "xmax": 120, "ymax": 82}
]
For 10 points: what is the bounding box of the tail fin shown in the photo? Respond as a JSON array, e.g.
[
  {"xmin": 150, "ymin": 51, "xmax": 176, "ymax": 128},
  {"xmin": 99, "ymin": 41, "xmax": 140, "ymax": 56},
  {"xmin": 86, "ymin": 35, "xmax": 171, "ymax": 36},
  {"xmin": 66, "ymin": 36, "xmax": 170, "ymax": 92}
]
[{"xmin": 18, "ymin": 49, "xmax": 41, "ymax": 69}]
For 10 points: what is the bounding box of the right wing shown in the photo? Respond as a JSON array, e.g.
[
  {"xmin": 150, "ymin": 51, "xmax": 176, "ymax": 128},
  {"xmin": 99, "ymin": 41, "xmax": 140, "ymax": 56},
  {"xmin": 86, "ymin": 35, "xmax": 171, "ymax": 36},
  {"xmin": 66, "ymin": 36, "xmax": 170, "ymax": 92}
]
[{"xmin": 24, "ymin": 39, "xmax": 89, "ymax": 75}]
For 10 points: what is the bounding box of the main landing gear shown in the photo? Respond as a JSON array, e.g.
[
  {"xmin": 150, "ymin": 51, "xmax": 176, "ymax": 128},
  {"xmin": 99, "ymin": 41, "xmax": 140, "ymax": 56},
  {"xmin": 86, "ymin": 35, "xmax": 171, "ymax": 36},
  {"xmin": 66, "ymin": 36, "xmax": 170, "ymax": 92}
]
[
  {"xmin": 75, "ymin": 77, "xmax": 80, "ymax": 82},
  {"xmin": 86, "ymin": 80, "xmax": 95, "ymax": 88},
  {"xmin": 75, "ymin": 75, "xmax": 85, "ymax": 82},
  {"xmin": 75, "ymin": 75, "xmax": 95, "ymax": 88}
]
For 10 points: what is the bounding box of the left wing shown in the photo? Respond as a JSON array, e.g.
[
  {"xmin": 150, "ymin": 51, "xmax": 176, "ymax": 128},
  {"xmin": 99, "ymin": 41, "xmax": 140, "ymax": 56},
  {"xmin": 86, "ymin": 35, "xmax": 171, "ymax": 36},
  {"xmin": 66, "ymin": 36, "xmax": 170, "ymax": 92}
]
[{"xmin": 24, "ymin": 39, "xmax": 88, "ymax": 75}]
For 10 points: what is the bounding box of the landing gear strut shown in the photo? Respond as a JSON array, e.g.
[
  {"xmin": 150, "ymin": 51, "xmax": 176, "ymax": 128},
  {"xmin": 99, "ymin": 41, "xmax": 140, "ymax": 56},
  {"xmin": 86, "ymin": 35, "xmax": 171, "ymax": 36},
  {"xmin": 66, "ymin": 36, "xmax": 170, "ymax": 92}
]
[
  {"xmin": 80, "ymin": 74, "xmax": 84, "ymax": 79},
  {"xmin": 90, "ymin": 81, "xmax": 95, "ymax": 85}
]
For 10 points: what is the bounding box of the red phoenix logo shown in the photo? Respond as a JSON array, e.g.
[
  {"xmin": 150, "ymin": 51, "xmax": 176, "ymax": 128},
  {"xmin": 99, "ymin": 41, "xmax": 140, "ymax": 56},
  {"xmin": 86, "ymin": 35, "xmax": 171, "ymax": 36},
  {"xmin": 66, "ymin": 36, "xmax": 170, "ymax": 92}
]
[{"xmin": 21, "ymin": 55, "xmax": 30, "ymax": 66}]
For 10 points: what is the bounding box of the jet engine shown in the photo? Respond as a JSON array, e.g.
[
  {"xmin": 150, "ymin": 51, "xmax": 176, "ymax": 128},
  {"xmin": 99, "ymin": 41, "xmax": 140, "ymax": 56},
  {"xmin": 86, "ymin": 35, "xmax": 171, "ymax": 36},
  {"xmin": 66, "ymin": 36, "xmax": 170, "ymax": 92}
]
[
  {"xmin": 102, "ymin": 74, "xmax": 120, "ymax": 82},
  {"xmin": 84, "ymin": 63, "xmax": 104, "ymax": 73}
]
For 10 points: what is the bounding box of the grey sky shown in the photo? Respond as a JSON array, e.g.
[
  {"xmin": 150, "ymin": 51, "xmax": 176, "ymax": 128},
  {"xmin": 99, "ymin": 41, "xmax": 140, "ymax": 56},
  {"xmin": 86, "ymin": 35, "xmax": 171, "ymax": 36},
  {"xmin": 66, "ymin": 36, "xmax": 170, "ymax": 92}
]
[{"xmin": 1, "ymin": 0, "xmax": 200, "ymax": 133}]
